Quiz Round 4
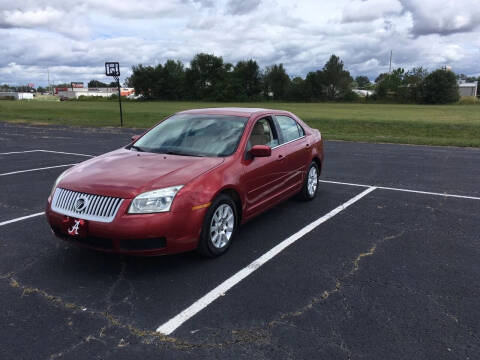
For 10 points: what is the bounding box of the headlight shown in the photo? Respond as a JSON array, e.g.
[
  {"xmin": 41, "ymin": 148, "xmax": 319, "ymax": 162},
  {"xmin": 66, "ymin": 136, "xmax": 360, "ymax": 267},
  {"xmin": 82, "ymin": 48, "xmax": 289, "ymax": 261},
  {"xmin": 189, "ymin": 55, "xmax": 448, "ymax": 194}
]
[
  {"xmin": 128, "ymin": 185, "xmax": 184, "ymax": 214},
  {"xmin": 50, "ymin": 170, "xmax": 68, "ymax": 197}
]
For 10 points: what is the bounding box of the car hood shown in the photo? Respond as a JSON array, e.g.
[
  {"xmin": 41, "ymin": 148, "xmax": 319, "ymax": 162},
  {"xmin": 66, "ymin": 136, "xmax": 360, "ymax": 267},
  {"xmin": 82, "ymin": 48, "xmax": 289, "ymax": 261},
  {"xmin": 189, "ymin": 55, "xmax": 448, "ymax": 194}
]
[{"xmin": 59, "ymin": 148, "xmax": 224, "ymax": 198}]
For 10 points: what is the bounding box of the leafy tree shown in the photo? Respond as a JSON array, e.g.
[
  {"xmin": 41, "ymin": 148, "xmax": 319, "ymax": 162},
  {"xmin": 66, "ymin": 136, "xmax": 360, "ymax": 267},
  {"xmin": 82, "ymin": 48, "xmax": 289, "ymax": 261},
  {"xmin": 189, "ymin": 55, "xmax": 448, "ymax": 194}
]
[
  {"xmin": 423, "ymin": 69, "xmax": 459, "ymax": 104},
  {"xmin": 16, "ymin": 85, "xmax": 35, "ymax": 92},
  {"xmin": 185, "ymin": 53, "xmax": 229, "ymax": 100},
  {"xmin": 355, "ymin": 76, "xmax": 371, "ymax": 89},
  {"xmin": 127, "ymin": 61, "xmax": 183, "ymax": 99},
  {"xmin": 456, "ymin": 73, "xmax": 477, "ymax": 83},
  {"xmin": 402, "ymin": 67, "xmax": 428, "ymax": 103},
  {"xmin": 148, "ymin": 64, "xmax": 164, "ymax": 98},
  {"xmin": 263, "ymin": 64, "xmax": 290, "ymax": 100},
  {"xmin": 231, "ymin": 59, "xmax": 262, "ymax": 100},
  {"xmin": 387, "ymin": 68, "xmax": 405, "ymax": 92},
  {"xmin": 88, "ymin": 79, "xmax": 109, "ymax": 88},
  {"xmin": 322, "ymin": 55, "xmax": 353, "ymax": 100},
  {"xmin": 286, "ymin": 77, "xmax": 306, "ymax": 101},
  {"xmin": 304, "ymin": 71, "xmax": 325, "ymax": 101},
  {"xmin": 129, "ymin": 64, "xmax": 156, "ymax": 98},
  {"xmin": 161, "ymin": 60, "xmax": 185, "ymax": 100},
  {"xmin": 375, "ymin": 68, "xmax": 405, "ymax": 99},
  {"xmin": 375, "ymin": 73, "xmax": 388, "ymax": 84}
]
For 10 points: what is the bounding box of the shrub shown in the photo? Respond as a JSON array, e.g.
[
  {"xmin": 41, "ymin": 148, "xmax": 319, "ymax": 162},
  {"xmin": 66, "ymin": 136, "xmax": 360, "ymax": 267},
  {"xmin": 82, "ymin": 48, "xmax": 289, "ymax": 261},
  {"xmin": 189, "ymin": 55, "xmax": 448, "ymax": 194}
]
[
  {"xmin": 457, "ymin": 96, "xmax": 478, "ymax": 105},
  {"xmin": 342, "ymin": 91, "xmax": 360, "ymax": 102},
  {"xmin": 76, "ymin": 95, "xmax": 129, "ymax": 101},
  {"xmin": 424, "ymin": 69, "xmax": 459, "ymax": 104}
]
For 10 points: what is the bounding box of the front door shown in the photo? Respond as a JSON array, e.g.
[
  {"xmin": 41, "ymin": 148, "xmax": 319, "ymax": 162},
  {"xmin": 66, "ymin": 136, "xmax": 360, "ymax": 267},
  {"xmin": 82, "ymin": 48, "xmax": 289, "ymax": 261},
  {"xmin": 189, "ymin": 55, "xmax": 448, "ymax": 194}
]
[{"xmin": 241, "ymin": 116, "xmax": 288, "ymax": 218}]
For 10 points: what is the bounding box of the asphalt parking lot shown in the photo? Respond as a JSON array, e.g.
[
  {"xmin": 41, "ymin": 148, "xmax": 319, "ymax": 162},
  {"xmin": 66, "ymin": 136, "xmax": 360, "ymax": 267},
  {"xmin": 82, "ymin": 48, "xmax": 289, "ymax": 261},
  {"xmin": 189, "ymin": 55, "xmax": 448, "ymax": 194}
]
[{"xmin": 1, "ymin": 121, "xmax": 480, "ymax": 360}]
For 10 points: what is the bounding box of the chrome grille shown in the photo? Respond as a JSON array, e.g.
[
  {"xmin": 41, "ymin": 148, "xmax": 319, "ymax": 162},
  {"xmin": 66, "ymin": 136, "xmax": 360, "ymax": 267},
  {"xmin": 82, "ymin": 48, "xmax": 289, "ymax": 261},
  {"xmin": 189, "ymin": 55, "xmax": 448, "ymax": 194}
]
[{"xmin": 51, "ymin": 188, "xmax": 124, "ymax": 223}]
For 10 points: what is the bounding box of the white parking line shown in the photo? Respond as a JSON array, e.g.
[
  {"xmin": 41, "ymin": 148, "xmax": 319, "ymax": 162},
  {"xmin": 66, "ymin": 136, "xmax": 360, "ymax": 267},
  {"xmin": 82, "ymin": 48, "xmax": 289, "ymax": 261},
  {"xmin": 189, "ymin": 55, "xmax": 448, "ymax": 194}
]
[
  {"xmin": 36, "ymin": 150, "xmax": 94, "ymax": 157},
  {"xmin": 0, "ymin": 163, "xmax": 78, "ymax": 177},
  {"xmin": 319, "ymin": 180, "xmax": 480, "ymax": 201},
  {"xmin": 156, "ymin": 186, "xmax": 377, "ymax": 335},
  {"xmin": 0, "ymin": 150, "xmax": 41, "ymax": 155},
  {"xmin": 0, "ymin": 149, "xmax": 93, "ymax": 157},
  {"xmin": 0, "ymin": 212, "xmax": 45, "ymax": 227}
]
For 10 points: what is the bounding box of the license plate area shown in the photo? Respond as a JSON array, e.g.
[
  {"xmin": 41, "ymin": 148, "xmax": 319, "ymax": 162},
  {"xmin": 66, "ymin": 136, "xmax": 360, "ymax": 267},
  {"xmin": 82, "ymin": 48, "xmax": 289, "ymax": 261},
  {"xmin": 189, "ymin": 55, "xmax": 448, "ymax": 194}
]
[{"xmin": 61, "ymin": 216, "xmax": 89, "ymax": 239}]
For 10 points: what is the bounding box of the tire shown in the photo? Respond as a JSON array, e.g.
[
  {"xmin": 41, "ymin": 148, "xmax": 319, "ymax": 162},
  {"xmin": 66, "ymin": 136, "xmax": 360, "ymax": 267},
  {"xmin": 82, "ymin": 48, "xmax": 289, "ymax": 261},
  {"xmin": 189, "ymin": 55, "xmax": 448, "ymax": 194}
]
[
  {"xmin": 300, "ymin": 161, "xmax": 319, "ymax": 201},
  {"xmin": 197, "ymin": 194, "xmax": 238, "ymax": 257}
]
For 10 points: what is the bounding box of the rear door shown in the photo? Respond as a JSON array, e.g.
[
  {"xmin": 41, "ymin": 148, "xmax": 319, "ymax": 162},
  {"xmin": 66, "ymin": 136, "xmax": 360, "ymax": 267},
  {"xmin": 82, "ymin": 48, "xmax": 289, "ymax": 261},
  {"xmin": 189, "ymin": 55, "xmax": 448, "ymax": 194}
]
[{"xmin": 273, "ymin": 115, "xmax": 311, "ymax": 191}]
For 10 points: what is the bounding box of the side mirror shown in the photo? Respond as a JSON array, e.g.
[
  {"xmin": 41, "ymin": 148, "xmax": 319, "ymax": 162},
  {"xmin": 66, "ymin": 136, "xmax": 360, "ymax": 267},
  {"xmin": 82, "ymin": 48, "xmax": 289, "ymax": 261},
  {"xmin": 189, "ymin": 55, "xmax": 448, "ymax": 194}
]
[
  {"xmin": 249, "ymin": 145, "xmax": 271, "ymax": 157},
  {"xmin": 131, "ymin": 134, "xmax": 141, "ymax": 142}
]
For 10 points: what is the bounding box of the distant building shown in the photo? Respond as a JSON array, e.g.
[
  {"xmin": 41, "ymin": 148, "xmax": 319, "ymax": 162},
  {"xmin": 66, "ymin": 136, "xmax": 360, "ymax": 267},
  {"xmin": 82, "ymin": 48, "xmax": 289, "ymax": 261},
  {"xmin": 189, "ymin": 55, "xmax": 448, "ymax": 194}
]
[
  {"xmin": 55, "ymin": 87, "xmax": 135, "ymax": 99},
  {"xmin": 352, "ymin": 89, "xmax": 374, "ymax": 97},
  {"xmin": 0, "ymin": 92, "xmax": 34, "ymax": 100},
  {"xmin": 458, "ymin": 82, "xmax": 478, "ymax": 97}
]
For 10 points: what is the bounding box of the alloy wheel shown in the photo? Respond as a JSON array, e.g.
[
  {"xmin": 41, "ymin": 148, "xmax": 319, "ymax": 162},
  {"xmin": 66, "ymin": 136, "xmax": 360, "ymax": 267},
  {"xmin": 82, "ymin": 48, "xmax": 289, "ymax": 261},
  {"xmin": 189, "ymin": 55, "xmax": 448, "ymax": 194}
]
[
  {"xmin": 209, "ymin": 204, "xmax": 235, "ymax": 249},
  {"xmin": 307, "ymin": 166, "xmax": 318, "ymax": 197}
]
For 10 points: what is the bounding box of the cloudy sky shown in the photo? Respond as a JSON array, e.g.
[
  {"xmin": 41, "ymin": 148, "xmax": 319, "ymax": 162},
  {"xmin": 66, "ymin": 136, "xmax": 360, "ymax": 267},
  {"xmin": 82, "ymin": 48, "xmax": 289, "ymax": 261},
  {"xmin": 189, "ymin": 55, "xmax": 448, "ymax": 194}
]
[{"xmin": 1, "ymin": 0, "xmax": 479, "ymax": 86}]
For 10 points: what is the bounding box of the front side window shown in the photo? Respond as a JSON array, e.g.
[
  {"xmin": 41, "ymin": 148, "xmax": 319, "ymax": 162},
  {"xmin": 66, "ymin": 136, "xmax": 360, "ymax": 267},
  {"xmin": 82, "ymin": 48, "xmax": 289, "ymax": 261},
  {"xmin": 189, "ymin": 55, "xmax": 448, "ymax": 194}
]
[
  {"xmin": 247, "ymin": 117, "xmax": 279, "ymax": 150},
  {"xmin": 276, "ymin": 115, "xmax": 304, "ymax": 143},
  {"xmin": 132, "ymin": 114, "xmax": 248, "ymax": 157}
]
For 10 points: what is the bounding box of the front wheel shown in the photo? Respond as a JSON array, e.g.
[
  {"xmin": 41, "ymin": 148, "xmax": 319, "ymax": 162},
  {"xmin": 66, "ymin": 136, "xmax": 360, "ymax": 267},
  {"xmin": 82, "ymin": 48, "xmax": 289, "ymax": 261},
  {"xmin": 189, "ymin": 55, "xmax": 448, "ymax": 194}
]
[
  {"xmin": 300, "ymin": 162, "xmax": 319, "ymax": 201},
  {"xmin": 197, "ymin": 194, "xmax": 237, "ymax": 257}
]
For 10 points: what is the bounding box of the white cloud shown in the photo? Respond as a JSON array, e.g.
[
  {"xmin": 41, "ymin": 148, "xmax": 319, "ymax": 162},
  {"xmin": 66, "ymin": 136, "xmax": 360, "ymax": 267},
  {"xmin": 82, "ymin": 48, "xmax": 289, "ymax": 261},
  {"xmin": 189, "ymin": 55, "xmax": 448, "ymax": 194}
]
[
  {"xmin": 400, "ymin": 0, "xmax": 480, "ymax": 36},
  {"xmin": 226, "ymin": 0, "xmax": 262, "ymax": 15},
  {"xmin": 0, "ymin": 7, "xmax": 63, "ymax": 27},
  {"xmin": 342, "ymin": 0, "xmax": 403, "ymax": 23},
  {"xmin": 0, "ymin": 0, "xmax": 479, "ymax": 86}
]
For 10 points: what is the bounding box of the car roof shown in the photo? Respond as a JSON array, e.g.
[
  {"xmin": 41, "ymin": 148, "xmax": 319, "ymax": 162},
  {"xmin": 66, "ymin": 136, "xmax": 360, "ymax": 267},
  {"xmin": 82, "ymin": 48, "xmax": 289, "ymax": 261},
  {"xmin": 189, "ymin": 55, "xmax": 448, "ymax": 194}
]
[{"xmin": 177, "ymin": 107, "xmax": 290, "ymax": 118}]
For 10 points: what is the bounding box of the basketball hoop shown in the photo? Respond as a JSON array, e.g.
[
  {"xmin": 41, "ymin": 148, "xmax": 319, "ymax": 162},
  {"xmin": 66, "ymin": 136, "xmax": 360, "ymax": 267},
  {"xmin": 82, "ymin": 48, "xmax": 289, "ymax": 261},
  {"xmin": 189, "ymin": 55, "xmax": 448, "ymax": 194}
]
[{"xmin": 105, "ymin": 62, "xmax": 123, "ymax": 126}]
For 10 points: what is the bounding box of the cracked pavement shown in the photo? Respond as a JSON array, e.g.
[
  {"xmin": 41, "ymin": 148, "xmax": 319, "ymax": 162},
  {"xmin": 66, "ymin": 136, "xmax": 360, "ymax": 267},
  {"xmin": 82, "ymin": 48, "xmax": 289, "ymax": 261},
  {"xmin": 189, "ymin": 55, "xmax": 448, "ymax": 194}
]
[{"xmin": 1, "ymin": 122, "xmax": 479, "ymax": 359}]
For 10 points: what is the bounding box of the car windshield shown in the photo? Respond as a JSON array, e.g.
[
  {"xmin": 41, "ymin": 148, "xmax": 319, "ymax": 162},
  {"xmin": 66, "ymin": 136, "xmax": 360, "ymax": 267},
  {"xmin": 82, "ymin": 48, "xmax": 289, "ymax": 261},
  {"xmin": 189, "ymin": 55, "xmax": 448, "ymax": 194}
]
[{"xmin": 131, "ymin": 114, "xmax": 248, "ymax": 157}]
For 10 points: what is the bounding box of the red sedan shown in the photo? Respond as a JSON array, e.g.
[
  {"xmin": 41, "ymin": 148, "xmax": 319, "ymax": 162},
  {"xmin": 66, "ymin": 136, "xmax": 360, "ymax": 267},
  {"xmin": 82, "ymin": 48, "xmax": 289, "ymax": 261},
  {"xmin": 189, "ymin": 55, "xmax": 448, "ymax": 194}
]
[{"xmin": 46, "ymin": 108, "xmax": 324, "ymax": 257}]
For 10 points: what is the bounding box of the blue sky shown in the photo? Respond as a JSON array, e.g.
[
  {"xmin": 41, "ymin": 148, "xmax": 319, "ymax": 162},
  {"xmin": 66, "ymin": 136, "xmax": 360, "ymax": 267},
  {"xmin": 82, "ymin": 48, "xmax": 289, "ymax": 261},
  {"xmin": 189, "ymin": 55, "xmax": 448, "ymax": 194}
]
[{"xmin": 1, "ymin": 0, "xmax": 479, "ymax": 87}]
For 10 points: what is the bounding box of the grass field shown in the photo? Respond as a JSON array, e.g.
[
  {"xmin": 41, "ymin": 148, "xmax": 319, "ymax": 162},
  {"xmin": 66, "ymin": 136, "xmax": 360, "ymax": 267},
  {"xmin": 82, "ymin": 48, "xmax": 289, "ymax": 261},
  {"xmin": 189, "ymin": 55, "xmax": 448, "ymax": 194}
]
[{"xmin": 0, "ymin": 100, "xmax": 479, "ymax": 147}]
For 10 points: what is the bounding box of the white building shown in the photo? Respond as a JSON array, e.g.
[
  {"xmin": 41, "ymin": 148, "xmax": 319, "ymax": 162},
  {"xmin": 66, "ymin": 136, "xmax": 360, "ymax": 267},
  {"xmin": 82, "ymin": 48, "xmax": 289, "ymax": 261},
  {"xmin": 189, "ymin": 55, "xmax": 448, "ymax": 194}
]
[
  {"xmin": 352, "ymin": 89, "xmax": 375, "ymax": 97},
  {"xmin": 458, "ymin": 82, "xmax": 478, "ymax": 97},
  {"xmin": 0, "ymin": 92, "xmax": 34, "ymax": 100},
  {"xmin": 56, "ymin": 87, "xmax": 134, "ymax": 99}
]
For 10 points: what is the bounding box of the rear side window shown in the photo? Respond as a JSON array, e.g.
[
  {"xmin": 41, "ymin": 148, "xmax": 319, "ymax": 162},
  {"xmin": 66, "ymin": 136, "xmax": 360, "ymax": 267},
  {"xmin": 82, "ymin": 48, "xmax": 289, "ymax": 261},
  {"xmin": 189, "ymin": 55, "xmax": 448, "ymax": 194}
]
[
  {"xmin": 276, "ymin": 115, "xmax": 304, "ymax": 143},
  {"xmin": 296, "ymin": 122, "xmax": 305, "ymax": 136}
]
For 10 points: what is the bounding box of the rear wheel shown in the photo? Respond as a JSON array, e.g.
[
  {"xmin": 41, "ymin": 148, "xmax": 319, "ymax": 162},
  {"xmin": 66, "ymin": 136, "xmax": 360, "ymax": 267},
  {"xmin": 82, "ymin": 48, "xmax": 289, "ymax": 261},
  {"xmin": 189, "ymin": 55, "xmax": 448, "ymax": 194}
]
[
  {"xmin": 300, "ymin": 162, "xmax": 319, "ymax": 200},
  {"xmin": 197, "ymin": 194, "xmax": 237, "ymax": 257}
]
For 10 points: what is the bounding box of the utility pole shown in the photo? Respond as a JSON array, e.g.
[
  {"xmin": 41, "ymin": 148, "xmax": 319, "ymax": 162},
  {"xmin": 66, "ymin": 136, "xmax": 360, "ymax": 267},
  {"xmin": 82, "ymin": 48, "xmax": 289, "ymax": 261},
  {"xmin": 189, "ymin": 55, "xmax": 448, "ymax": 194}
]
[{"xmin": 389, "ymin": 50, "xmax": 393, "ymax": 74}]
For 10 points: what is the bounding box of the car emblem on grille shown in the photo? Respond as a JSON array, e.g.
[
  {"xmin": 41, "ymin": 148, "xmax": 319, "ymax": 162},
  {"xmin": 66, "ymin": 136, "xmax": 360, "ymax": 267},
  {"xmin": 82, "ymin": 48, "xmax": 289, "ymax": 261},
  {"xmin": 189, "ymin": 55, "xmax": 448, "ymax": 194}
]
[{"xmin": 74, "ymin": 196, "xmax": 89, "ymax": 212}]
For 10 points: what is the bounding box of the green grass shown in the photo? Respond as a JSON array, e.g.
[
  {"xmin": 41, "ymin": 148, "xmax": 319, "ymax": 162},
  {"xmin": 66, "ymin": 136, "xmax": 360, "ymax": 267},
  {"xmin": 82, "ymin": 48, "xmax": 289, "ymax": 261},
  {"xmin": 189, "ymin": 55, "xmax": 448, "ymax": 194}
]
[{"xmin": 0, "ymin": 100, "xmax": 479, "ymax": 147}]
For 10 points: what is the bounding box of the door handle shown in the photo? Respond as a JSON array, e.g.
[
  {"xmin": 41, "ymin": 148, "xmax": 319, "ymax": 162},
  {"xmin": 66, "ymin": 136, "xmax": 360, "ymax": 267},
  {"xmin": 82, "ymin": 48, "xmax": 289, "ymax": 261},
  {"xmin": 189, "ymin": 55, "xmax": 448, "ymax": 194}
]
[
  {"xmin": 277, "ymin": 154, "xmax": 284, "ymax": 160},
  {"xmin": 306, "ymin": 143, "xmax": 310, "ymax": 148}
]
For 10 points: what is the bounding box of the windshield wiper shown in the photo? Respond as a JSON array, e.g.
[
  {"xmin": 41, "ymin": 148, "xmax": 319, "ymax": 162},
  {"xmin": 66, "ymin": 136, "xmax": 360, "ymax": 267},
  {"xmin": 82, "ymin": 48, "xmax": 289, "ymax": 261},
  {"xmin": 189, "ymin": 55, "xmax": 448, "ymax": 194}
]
[
  {"xmin": 165, "ymin": 150, "xmax": 203, "ymax": 157},
  {"xmin": 130, "ymin": 145, "xmax": 145, "ymax": 152}
]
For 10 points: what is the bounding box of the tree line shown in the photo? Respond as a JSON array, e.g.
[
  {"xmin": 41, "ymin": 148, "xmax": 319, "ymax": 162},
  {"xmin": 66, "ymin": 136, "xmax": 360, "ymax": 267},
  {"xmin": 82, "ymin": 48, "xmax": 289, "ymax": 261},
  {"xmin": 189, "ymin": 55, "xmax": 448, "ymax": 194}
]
[
  {"xmin": 125, "ymin": 54, "xmax": 356, "ymax": 102},
  {"xmin": 1, "ymin": 54, "xmax": 477, "ymax": 104},
  {"xmin": 374, "ymin": 67, "xmax": 465, "ymax": 104},
  {"xmin": 125, "ymin": 53, "xmax": 477, "ymax": 104}
]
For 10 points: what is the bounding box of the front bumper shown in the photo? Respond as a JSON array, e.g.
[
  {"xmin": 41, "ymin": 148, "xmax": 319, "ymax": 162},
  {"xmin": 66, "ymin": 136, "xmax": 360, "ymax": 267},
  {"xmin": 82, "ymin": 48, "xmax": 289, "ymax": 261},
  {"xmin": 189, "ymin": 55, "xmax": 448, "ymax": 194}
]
[{"xmin": 46, "ymin": 198, "xmax": 207, "ymax": 256}]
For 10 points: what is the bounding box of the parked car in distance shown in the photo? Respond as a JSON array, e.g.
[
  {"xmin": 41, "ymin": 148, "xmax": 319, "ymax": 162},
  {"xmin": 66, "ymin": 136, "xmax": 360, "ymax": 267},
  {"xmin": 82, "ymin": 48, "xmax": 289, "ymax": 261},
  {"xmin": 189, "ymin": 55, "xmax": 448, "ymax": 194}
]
[{"xmin": 46, "ymin": 108, "xmax": 324, "ymax": 257}]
